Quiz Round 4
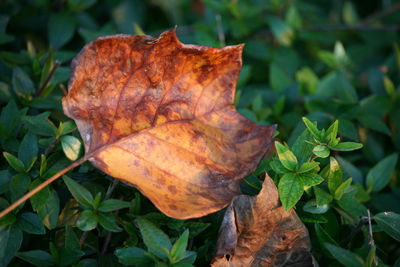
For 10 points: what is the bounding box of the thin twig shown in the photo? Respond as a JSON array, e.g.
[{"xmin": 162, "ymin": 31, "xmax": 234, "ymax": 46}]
[
  {"xmin": 216, "ymin": 14, "xmax": 225, "ymax": 47},
  {"xmin": 341, "ymin": 216, "xmax": 369, "ymax": 248},
  {"xmin": 36, "ymin": 60, "xmax": 61, "ymax": 97},
  {"xmin": 0, "ymin": 156, "xmax": 88, "ymax": 219},
  {"xmin": 362, "ymin": 3, "xmax": 400, "ymax": 24},
  {"xmin": 59, "ymin": 84, "xmax": 68, "ymax": 96},
  {"xmin": 101, "ymin": 196, "xmax": 123, "ymax": 254},
  {"xmin": 367, "ymin": 209, "xmax": 378, "ymax": 266},
  {"xmin": 44, "ymin": 138, "xmax": 60, "ymax": 157}
]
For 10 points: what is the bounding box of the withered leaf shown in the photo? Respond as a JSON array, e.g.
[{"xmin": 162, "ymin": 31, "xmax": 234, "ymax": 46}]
[
  {"xmin": 212, "ymin": 173, "xmax": 314, "ymax": 267},
  {"xmin": 62, "ymin": 30, "xmax": 274, "ymax": 219}
]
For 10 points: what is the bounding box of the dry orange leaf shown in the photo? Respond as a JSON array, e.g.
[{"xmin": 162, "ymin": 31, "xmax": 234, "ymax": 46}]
[
  {"xmin": 62, "ymin": 30, "xmax": 274, "ymax": 219},
  {"xmin": 212, "ymin": 173, "xmax": 314, "ymax": 267}
]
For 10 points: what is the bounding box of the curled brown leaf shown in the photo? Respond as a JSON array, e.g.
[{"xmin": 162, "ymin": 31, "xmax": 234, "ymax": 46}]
[
  {"xmin": 212, "ymin": 173, "xmax": 314, "ymax": 267},
  {"xmin": 62, "ymin": 30, "xmax": 275, "ymax": 219}
]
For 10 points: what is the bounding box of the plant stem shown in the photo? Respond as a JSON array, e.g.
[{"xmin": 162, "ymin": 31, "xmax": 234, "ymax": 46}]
[
  {"xmin": 0, "ymin": 156, "xmax": 87, "ymax": 219},
  {"xmin": 36, "ymin": 60, "xmax": 61, "ymax": 97}
]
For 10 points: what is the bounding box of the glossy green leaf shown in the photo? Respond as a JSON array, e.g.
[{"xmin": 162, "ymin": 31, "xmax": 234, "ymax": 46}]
[
  {"xmin": 170, "ymin": 229, "xmax": 189, "ymax": 263},
  {"xmin": 303, "ymin": 199, "xmax": 329, "ymax": 214},
  {"xmin": 98, "ymin": 199, "xmax": 131, "ymax": 212},
  {"xmin": 12, "ymin": 67, "xmax": 34, "ymax": 96},
  {"xmin": 299, "ymin": 173, "xmax": 324, "ymax": 187},
  {"xmin": 278, "ymin": 173, "xmax": 303, "ymax": 211},
  {"xmin": 298, "ymin": 161, "xmax": 319, "ymax": 173},
  {"xmin": 374, "ymin": 212, "xmax": 400, "ymax": 241},
  {"xmin": 76, "ymin": 210, "xmax": 98, "ymax": 231},
  {"xmin": 3, "ymin": 152, "xmax": 25, "ymax": 172},
  {"xmin": 136, "ymin": 217, "xmax": 172, "ymax": 260},
  {"xmin": 275, "ymin": 141, "xmax": 298, "ymax": 171},
  {"xmin": 10, "ymin": 173, "xmax": 30, "ymax": 200},
  {"xmin": 17, "ymin": 250, "xmax": 54, "ymax": 266},
  {"xmin": 115, "ymin": 247, "xmax": 152, "ymax": 265},
  {"xmin": 366, "ymin": 153, "xmax": 398, "ymax": 192},
  {"xmin": 48, "ymin": 12, "xmax": 76, "ymax": 49},
  {"xmin": 18, "ymin": 132, "xmax": 38, "ymax": 167},
  {"xmin": 331, "ymin": 142, "xmax": 363, "ymax": 151},
  {"xmin": 302, "ymin": 117, "xmax": 321, "ymax": 141},
  {"xmin": 61, "ymin": 135, "xmax": 81, "ymax": 161},
  {"xmin": 313, "ymin": 145, "xmax": 330, "ymax": 158},
  {"xmin": 0, "ymin": 225, "xmax": 23, "ymax": 267},
  {"xmin": 324, "ymin": 243, "xmax": 364, "ymax": 267},
  {"xmin": 328, "ymin": 157, "xmax": 342, "ymax": 194},
  {"xmin": 17, "ymin": 212, "xmax": 45, "ymax": 235},
  {"xmin": 334, "ymin": 178, "xmax": 352, "ymax": 200},
  {"xmin": 98, "ymin": 213, "xmax": 122, "ymax": 232},
  {"xmin": 315, "ymin": 187, "xmax": 333, "ymax": 206},
  {"xmin": 63, "ymin": 176, "xmax": 93, "ymax": 207}
]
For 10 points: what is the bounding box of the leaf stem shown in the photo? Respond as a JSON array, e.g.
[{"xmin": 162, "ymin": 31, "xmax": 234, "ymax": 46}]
[{"xmin": 0, "ymin": 156, "xmax": 88, "ymax": 219}]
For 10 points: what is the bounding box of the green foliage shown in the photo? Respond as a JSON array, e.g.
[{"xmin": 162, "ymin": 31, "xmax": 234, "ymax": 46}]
[{"xmin": 1, "ymin": 0, "xmax": 400, "ymax": 266}]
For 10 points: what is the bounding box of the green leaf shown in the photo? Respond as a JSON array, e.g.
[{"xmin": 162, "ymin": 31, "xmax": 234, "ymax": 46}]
[
  {"xmin": 3, "ymin": 152, "xmax": 25, "ymax": 172},
  {"xmin": 336, "ymin": 156, "xmax": 363, "ymax": 184},
  {"xmin": 170, "ymin": 229, "xmax": 189, "ymax": 263},
  {"xmin": 58, "ymin": 121, "xmax": 76, "ymax": 136},
  {"xmin": 17, "ymin": 250, "xmax": 54, "ymax": 266},
  {"xmin": 334, "ymin": 178, "xmax": 352, "ymax": 200},
  {"xmin": 17, "ymin": 212, "xmax": 45, "ymax": 235},
  {"xmin": 278, "ymin": 173, "xmax": 304, "ymax": 211},
  {"xmin": 302, "ymin": 117, "xmax": 321, "ymax": 141},
  {"xmin": 39, "ymin": 154, "xmax": 47, "ymax": 177},
  {"xmin": 61, "ymin": 135, "xmax": 81, "ymax": 161},
  {"xmin": 315, "ymin": 187, "xmax": 333, "ymax": 206},
  {"xmin": 136, "ymin": 217, "xmax": 172, "ymax": 259},
  {"xmin": 325, "ymin": 120, "xmax": 339, "ymax": 145},
  {"xmin": 58, "ymin": 248, "xmax": 85, "ymax": 266},
  {"xmin": 23, "ymin": 113, "xmax": 58, "ymax": 137},
  {"xmin": 328, "ymin": 157, "xmax": 342, "ymax": 194},
  {"xmin": 48, "ymin": 12, "xmax": 76, "ymax": 49},
  {"xmin": 313, "ymin": 145, "xmax": 330, "ymax": 158},
  {"xmin": 269, "ymin": 63, "xmax": 292, "ymax": 92},
  {"xmin": 275, "ymin": 141, "xmax": 298, "ymax": 171},
  {"xmin": 67, "ymin": 0, "xmax": 96, "ymax": 11},
  {"xmin": 0, "ymin": 100, "xmax": 21, "ymax": 136},
  {"xmin": 18, "ymin": 132, "xmax": 38, "ymax": 167},
  {"xmin": 183, "ymin": 222, "xmax": 210, "ymax": 238},
  {"xmin": 267, "ymin": 16, "xmax": 294, "ymax": 46},
  {"xmin": 366, "ymin": 153, "xmax": 398, "ymax": 192},
  {"xmin": 298, "ymin": 173, "xmax": 324, "ymax": 187},
  {"xmin": 30, "ymin": 180, "xmax": 60, "ymax": 229},
  {"xmin": 337, "ymin": 193, "xmax": 367, "ymax": 216},
  {"xmin": 331, "ymin": 142, "xmax": 363, "ymax": 151},
  {"xmin": 324, "ymin": 243, "xmax": 364, "ymax": 267},
  {"xmin": 65, "ymin": 226, "xmax": 80, "ymax": 250},
  {"xmin": 76, "ymin": 210, "xmax": 98, "ymax": 231},
  {"xmin": 374, "ymin": 212, "xmax": 400, "ymax": 241},
  {"xmin": 269, "ymin": 158, "xmax": 287, "ymax": 174},
  {"xmin": 303, "ymin": 199, "xmax": 329, "ymax": 214},
  {"xmin": 10, "ymin": 173, "xmax": 30, "ymax": 201},
  {"xmin": 176, "ymin": 251, "xmax": 197, "ymax": 264},
  {"xmin": 98, "ymin": 213, "xmax": 122, "ymax": 232},
  {"xmin": 0, "ymin": 225, "xmax": 23, "ymax": 267},
  {"xmin": 98, "ymin": 199, "xmax": 131, "ymax": 212},
  {"xmin": 115, "ymin": 247, "xmax": 152, "ymax": 265},
  {"xmin": 291, "ymin": 129, "xmax": 314, "ymax": 165},
  {"xmin": 297, "ymin": 161, "xmax": 319, "ymax": 173},
  {"xmin": 63, "ymin": 176, "xmax": 93, "ymax": 207},
  {"xmin": 12, "ymin": 67, "xmax": 34, "ymax": 96}
]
